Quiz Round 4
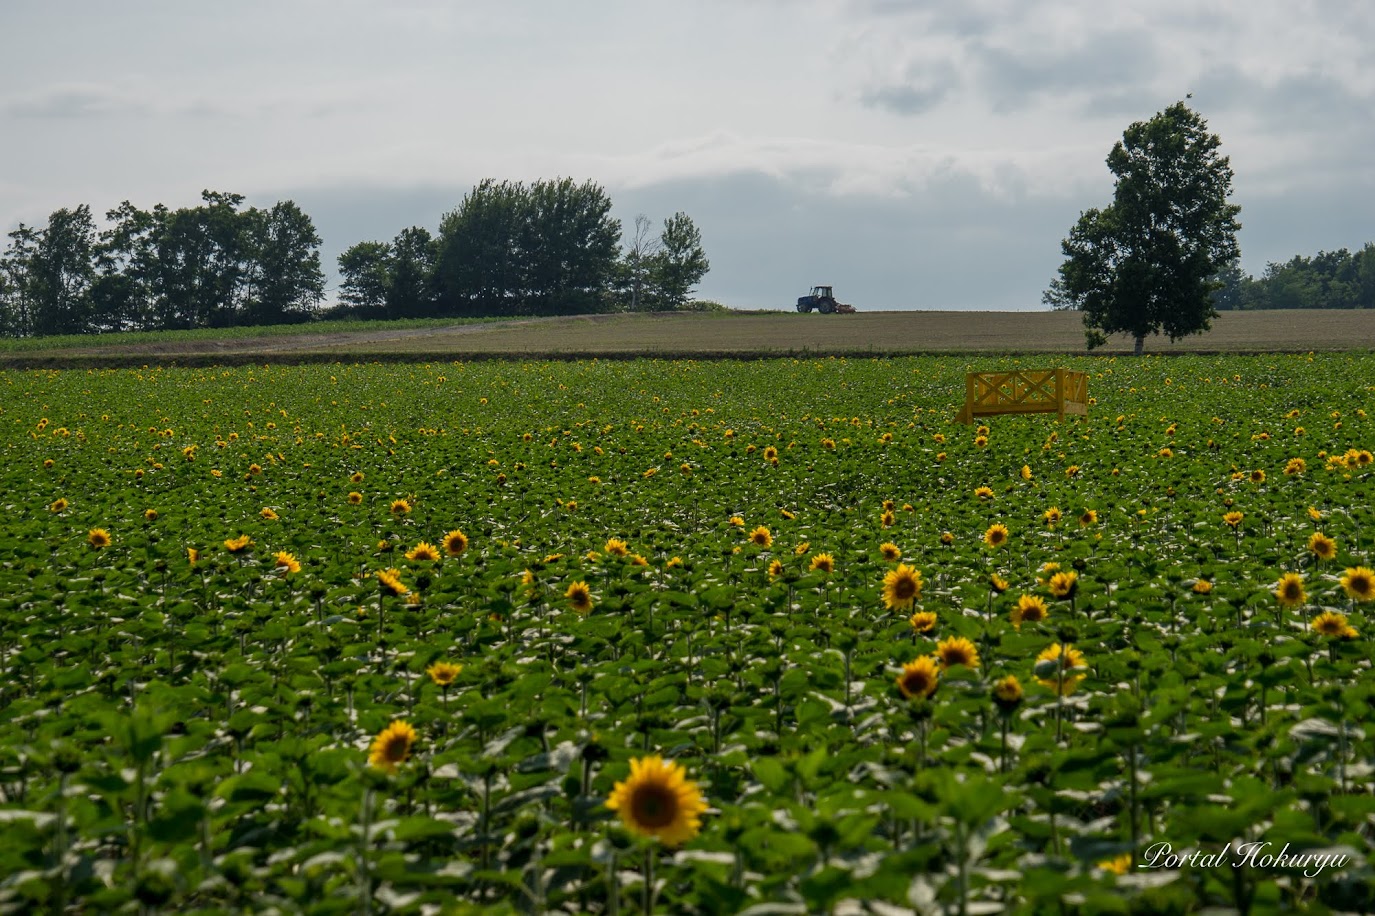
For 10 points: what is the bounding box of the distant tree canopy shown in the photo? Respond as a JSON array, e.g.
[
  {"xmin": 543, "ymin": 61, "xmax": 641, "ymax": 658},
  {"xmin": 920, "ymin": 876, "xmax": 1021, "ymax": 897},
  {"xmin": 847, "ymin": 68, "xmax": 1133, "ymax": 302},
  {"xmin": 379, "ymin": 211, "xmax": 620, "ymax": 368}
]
[
  {"xmin": 0, "ymin": 191, "xmax": 324, "ymax": 337},
  {"xmin": 1212, "ymin": 244, "xmax": 1375, "ymax": 310},
  {"xmin": 335, "ymin": 178, "xmax": 710, "ymax": 320}
]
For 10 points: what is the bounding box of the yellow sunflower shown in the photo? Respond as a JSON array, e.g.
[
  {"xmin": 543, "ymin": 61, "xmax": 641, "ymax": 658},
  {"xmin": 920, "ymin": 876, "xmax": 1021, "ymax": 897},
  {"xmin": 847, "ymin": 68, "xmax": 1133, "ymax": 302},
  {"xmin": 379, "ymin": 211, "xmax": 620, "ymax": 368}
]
[
  {"xmin": 1307, "ymin": 532, "xmax": 1337, "ymax": 561},
  {"xmin": 350, "ymin": 471, "xmax": 365, "ymax": 484},
  {"xmin": 749, "ymin": 526, "xmax": 772, "ymax": 548},
  {"xmin": 224, "ymin": 534, "xmax": 252, "ymax": 553},
  {"xmin": 879, "ymin": 542, "xmax": 902, "ymax": 562},
  {"xmin": 368, "ymin": 720, "xmax": 417, "ymax": 773},
  {"xmin": 935, "ymin": 636, "xmax": 980, "ymax": 670},
  {"xmin": 1011, "ymin": 594, "xmax": 1048, "ymax": 629},
  {"xmin": 605, "ymin": 756, "xmax": 708, "ymax": 847},
  {"xmin": 1078, "ymin": 509, "xmax": 1097, "ymax": 527},
  {"xmin": 1340, "ymin": 566, "xmax": 1375, "ymax": 603},
  {"xmin": 406, "ymin": 541, "xmax": 441, "ymax": 562},
  {"xmin": 896, "ymin": 656, "xmax": 940, "ymax": 699},
  {"xmin": 347, "ymin": 491, "xmax": 363, "ymax": 505},
  {"xmin": 376, "ymin": 568, "xmax": 409, "ymax": 596},
  {"xmin": 991, "ymin": 675, "xmax": 1023, "ymax": 712},
  {"xmin": 274, "ymin": 551, "xmax": 301, "ymax": 574},
  {"xmin": 605, "ymin": 537, "xmax": 629, "ymax": 557},
  {"xmin": 260, "ymin": 507, "xmax": 279, "ymax": 520},
  {"xmin": 390, "ymin": 499, "xmax": 412, "ymax": 516},
  {"xmin": 880, "ymin": 510, "xmax": 896, "ymax": 528},
  {"xmin": 425, "ymin": 661, "xmax": 463, "ymax": 687},
  {"xmin": 1034, "ymin": 643, "xmax": 1088, "ymax": 695},
  {"xmin": 1043, "ymin": 507, "xmax": 1061, "ymax": 526},
  {"xmin": 983, "ymin": 524, "xmax": 1009, "ymax": 549},
  {"xmin": 882, "ymin": 564, "xmax": 923, "ymax": 611},
  {"xmin": 49, "ymin": 497, "xmax": 68, "ymax": 513},
  {"xmin": 565, "ymin": 580, "xmax": 594, "ymax": 615},
  {"xmin": 88, "ymin": 528, "xmax": 112, "ymax": 549},
  {"xmin": 1048, "ymin": 571, "xmax": 1079, "ymax": 600},
  {"xmin": 1223, "ymin": 511, "xmax": 1244, "ymax": 528},
  {"xmin": 809, "ymin": 553, "xmax": 835, "ymax": 574},
  {"xmin": 908, "ymin": 611, "xmax": 937, "ymax": 634},
  {"xmin": 767, "ymin": 559, "xmax": 784, "ymax": 579},
  {"xmin": 1311, "ymin": 611, "xmax": 1358, "ymax": 639},
  {"xmin": 187, "ymin": 547, "xmax": 199, "ymax": 566},
  {"xmin": 1274, "ymin": 572, "xmax": 1306, "ymax": 608},
  {"xmin": 442, "ymin": 529, "xmax": 469, "ymax": 557},
  {"xmin": 974, "ymin": 486, "xmax": 995, "ymax": 500}
]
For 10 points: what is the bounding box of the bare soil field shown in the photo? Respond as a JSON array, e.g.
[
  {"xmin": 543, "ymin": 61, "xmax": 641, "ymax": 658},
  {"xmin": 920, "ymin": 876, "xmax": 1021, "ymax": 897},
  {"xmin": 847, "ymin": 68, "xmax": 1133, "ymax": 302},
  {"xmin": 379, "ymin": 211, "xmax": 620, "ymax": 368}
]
[{"xmin": 5, "ymin": 309, "xmax": 1374, "ymax": 367}]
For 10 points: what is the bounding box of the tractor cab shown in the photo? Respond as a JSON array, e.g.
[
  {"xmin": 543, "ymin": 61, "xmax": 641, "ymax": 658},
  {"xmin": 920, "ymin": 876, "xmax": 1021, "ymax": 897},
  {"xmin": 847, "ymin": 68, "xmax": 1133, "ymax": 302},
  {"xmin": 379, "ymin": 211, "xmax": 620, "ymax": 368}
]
[{"xmin": 811, "ymin": 285, "xmax": 833, "ymax": 299}]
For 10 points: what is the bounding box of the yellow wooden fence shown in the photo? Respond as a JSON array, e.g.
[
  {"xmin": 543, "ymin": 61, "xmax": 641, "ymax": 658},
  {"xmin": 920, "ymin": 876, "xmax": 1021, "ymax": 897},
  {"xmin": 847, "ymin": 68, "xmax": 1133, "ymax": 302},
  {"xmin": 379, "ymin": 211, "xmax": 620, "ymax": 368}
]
[{"xmin": 955, "ymin": 368, "xmax": 1088, "ymax": 424}]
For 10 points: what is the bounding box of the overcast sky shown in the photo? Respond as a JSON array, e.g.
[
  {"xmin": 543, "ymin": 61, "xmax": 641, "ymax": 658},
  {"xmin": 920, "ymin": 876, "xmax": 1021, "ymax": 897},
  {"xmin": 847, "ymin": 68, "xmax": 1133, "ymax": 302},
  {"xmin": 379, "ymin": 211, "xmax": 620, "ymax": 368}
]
[{"xmin": 3, "ymin": 0, "xmax": 1372, "ymax": 310}]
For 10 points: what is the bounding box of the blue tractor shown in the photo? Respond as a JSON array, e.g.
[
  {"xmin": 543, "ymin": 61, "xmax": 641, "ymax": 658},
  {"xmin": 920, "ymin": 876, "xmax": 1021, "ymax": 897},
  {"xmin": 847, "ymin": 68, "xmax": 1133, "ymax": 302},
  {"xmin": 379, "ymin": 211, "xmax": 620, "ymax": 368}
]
[{"xmin": 795, "ymin": 285, "xmax": 855, "ymax": 313}]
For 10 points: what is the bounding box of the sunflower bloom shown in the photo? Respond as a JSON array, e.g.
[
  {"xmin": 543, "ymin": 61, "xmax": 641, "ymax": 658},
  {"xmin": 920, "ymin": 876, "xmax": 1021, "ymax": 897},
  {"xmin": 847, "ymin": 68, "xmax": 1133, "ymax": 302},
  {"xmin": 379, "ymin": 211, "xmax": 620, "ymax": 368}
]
[
  {"xmin": 1048, "ymin": 571, "xmax": 1079, "ymax": 600},
  {"xmin": 1340, "ymin": 567, "xmax": 1375, "ymax": 603},
  {"xmin": 1274, "ymin": 572, "xmax": 1306, "ymax": 608},
  {"xmin": 605, "ymin": 538, "xmax": 629, "ymax": 557},
  {"xmin": 1307, "ymin": 532, "xmax": 1337, "ymax": 561},
  {"xmin": 49, "ymin": 497, "xmax": 69, "ymax": 513},
  {"xmin": 442, "ymin": 529, "xmax": 469, "ymax": 557},
  {"xmin": 809, "ymin": 553, "xmax": 835, "ymax": 574},
  {"xmin": 1311, "ymin": 611, "xmax": 1358, "ymax": 639},
  {"xmin": 425, "ymin": 661, "xmax": 462, "ymax": 687},
  {"xmin": 376, "ymin": 568, "xmax": 409, "ymax": 596},
  {"xmin": 882, "ymin": 564, "xmax": 923, "ymax": 611},
  {"xmin": 260, "ymin": 507, "xmax": 278, "ymax": 520},
  {"xmin": 1011, "ymin": 594, "xmax": 1048, "ymax": 629},
  {"xmin": 909, "ymin": 611, "xmax": 937, "ymax": 634},
  {"xmin": 406, "ymin": 541, "xmax": 441, "ymax": 562},
  {"xmin": 565, "ymin": 580, "xmax": 594, "ymax": 615},
  {"xmin": 390, "ymin": 499, "xmax": 412, "ymax": 516},
  {"xmin": 605, "ymin": 756, "xmax": 708, "ymax": 847},
  {"xmin": 224, "ymin": 534, "xmax": 252, "ymax": 553},
  {"xmin": 879, "ymin": 542, "xmax": 901, "ymax": 562},
  {"xmin": 1034, "ymin": 643, "xmax": 1088, "ymax": 695},
  {"xmin": 1043, "ymin": 507, "xmax": 1061, "ymax": 527},
  {"xmin": 983, "ymin": 524, "xmax": 1009, "ymax": 549},
  {"xmin": 767, "ymin": 559, "xmax": 784, "ymax": 579},
  {"xmin": 749, "ymin": 526, "xmax": 772, "ymax": 548},
  {"xmin": 935, "ymin": 636, "xmax": 980, "ymax": 670},
  {"xmin": 274, "ymin": 551, "xmax": 301, "ymax": 574},
  {"xmin": 347, "ymin": 491, "xmax": 363, "ymax": 505},
  {"xmin": 368, "ymin": 720, "xmax": 417, "ymax": 773},
  {"xmin": 187, "ymin": 547, "xmax": 199, "ymax": 566},
  {"xmin": 992, "ymin": 675, "xmax": 1024, "ymax": 712},
  {"xmin": 88, "ymin": 528, "xmax": 112, "ymax": 549},
  {"xmin": 896, "ymin": 656, "xmax": 940, "ymax": 699},
  {"xmin": 1223, "ymin": 511, "xmax": 1244, "ymax": 528}
]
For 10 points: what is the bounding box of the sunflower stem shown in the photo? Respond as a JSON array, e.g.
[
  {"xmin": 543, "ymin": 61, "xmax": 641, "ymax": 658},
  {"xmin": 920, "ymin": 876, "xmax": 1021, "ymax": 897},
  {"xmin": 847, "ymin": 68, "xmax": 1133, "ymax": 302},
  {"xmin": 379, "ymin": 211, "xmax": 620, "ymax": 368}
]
[
  {"xmin": 643, "ymin": 845, "xmax": 655, "ymax": 914},
  {"xmin": 357, "ymin": 786, "xmax": 374, "ymax": 916}
]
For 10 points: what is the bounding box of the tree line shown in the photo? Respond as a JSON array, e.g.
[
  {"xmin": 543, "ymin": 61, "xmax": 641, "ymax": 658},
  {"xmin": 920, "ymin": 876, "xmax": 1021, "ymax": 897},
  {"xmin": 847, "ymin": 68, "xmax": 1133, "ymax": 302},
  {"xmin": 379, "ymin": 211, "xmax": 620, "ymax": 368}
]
[
  {"xmin": 335, "ymin": 178, "xmax": 708, "ymax": 320},
  {"xmin": 0, "ymin": 178, "xmax": 709, "ymax": 337},
  {"xmin": 0, "ymin": 193, "xmax": 324, "ymax": 337},
  {"xmin": 1213, "ymin": 244, "xmax": 1375, "ymax": 310}
]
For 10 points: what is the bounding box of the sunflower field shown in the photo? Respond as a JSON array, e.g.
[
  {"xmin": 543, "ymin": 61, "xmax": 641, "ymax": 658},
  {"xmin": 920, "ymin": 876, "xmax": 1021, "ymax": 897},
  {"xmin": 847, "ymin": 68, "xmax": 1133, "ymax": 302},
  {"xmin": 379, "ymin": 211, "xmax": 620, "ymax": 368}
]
[{"xmin": 2, "ymin": 354, "xmax": 1373, "ymax": 914}]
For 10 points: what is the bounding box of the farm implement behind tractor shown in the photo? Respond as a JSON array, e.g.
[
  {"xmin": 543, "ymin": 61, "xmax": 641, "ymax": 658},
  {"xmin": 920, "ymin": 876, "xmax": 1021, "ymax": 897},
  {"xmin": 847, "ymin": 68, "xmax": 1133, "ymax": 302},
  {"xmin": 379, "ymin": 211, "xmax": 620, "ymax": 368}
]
[{"xmin": 795, "ymin": 285, "xmax": 856, "ymax": 314}]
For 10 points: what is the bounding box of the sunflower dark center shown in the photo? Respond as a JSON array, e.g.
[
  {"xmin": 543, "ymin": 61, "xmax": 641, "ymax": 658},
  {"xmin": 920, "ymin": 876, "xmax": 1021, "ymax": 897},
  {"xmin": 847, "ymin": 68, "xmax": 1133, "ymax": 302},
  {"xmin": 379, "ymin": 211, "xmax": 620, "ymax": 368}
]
[
  {"xmin": 630, "ymin": 784, "xmax": 679, "ymax": 829},
  {"xmin": 383, "ymin": 736, "xmax": 410, "ymax": 762},
  {"xmin": 893, "ymin": 578, "xmax": 917, "ymax": 600},
  {"xmin": 902, "ymin": 671, "xmax": 932, "ymax": 694}
]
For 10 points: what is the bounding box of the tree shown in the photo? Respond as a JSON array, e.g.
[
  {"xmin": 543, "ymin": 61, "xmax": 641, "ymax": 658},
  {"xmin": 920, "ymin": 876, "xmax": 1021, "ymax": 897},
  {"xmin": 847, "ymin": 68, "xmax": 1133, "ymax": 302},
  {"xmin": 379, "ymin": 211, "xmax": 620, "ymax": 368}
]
[
  {"xmin": 435, "ymin": 179, "xmax": 527, "ymax": 317},
  {"xmin": 241, "ymin": 200, "xmax": 325, "ymax": 324},
  {"xmin": 652, "ymin": 212, "xmax": 709, "ymax": 309},
  {"xmin": 338, "ymin": 241, "xmax": 393, "ymax": 315},
  {"xmin": 28, "ymin": 206, "xmax": 99, "ymax": 336},
  {"xmin": 1045, "ymin": 101, "xmax": 1241, "ymax": 354},
  {"xmin": 619, "ymin": 214, "xmax": 662, "ymax": 312},
  {"xmin": 386, "ymin": 226, "xmax": 438, "ymax": 319}
]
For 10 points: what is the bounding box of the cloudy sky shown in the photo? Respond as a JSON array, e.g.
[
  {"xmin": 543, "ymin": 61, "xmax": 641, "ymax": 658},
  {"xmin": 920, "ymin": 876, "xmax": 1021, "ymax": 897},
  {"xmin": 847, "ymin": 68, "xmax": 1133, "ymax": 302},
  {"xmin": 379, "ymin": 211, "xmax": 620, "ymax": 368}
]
[{"xmin": 3, "ymin": 0, "xmax": 1372, "ymax": 310}]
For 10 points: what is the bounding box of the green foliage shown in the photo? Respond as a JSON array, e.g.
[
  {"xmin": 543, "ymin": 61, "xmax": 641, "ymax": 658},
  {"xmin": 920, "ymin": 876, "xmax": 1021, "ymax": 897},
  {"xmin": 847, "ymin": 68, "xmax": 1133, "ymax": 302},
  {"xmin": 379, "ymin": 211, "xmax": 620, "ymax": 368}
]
[
  {"xmin": 0, "ymin": 191, "xmax": 325, "ymax": 338},
  {"xmin": 2, "ymin": 354, "xmax": 1373, "ymax": 911},
  {"xmin": 435, "ymin": 178, "xmax": 621, "ymax": 317},
  {"xmin": 1213, "ymin": 244, "xmax": 1375, "ymax": 310},
  {"xmin": 1047, "ymin": 102, "xmax": 1242, "ymax": 354}
]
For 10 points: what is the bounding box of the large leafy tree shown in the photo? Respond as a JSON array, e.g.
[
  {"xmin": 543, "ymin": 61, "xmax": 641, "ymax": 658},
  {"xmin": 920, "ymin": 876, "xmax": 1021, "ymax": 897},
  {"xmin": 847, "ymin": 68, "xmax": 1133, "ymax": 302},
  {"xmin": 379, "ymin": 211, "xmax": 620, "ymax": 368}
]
[{"xmin": 1046, "ymin": 101, "xmax": 1241, "ymax": 354}]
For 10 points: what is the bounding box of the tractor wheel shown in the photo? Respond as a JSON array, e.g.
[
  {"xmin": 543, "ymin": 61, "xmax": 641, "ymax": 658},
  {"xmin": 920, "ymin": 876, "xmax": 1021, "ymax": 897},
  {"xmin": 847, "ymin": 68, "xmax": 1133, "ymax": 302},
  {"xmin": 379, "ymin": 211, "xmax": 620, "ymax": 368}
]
[{"xmin": 819, "ymin": 299, "xmax": 835, "ymax": 314}]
